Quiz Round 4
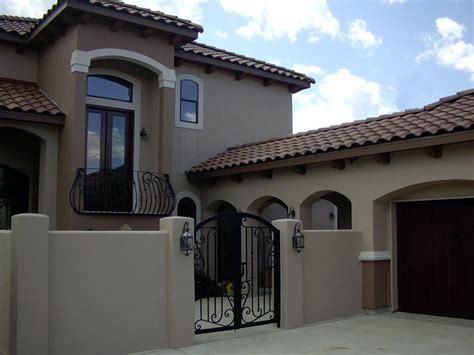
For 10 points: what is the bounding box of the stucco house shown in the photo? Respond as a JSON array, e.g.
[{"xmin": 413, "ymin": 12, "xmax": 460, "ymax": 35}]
[{"xmin": 0, "ymin": 0, "xmax": 473, "ymax": 341}]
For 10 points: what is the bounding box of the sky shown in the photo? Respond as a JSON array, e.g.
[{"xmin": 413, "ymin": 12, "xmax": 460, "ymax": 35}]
[{"xmin": 2, "ymin": 0, "xmax": 473, "ymax": 133}]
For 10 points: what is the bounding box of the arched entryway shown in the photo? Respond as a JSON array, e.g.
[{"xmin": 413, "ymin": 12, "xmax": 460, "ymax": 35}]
[
  {"xmin": 300, "ymin": 190, "xmax": 352, "ymax": 230},
  {"xmin": 0, "ymin": 128, "xmax": 42, "ymax": 229}
]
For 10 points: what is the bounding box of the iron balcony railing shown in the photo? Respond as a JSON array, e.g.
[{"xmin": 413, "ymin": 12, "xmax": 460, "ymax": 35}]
[{"xmin": 69, "ymin": 168, "xmax": 176, "ymax": 216}]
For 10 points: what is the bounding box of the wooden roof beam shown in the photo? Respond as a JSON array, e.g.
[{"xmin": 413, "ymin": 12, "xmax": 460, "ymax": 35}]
[
  {"xmin": 425, "ymin": 145, "xmax": 442, "ymax": 158},
  {"xmin": 111, "ymin": 20, "xmax": 124, "ymax": 32},
  {"xmin": 294, "ymin": 164, "xmax": 307, "ymax": 175},
  {"xmin": 330, "ymin": 159, "xmax": 345, "ymax": 170},
  {"xmin": 235, "ymin": 71, "xmax": 246, "ymax": 81},
  {"xmin": 231, "ymin": 174, "xmax": 243, "ymax": 183},
  {"xmin": 140, "ymin": 27, "xmax": 153, "ymax": 38},
  {"xmin": 205, "ymin": 65, "xmax": 216, "ymax": 74},
  {"xmin": 374, "ymin": 152, "xmax": 390, "ymax": 164},
  {"xmin": 260, "ymin": 169, "xmax": 273, "ymax": 179},
  {"xmin": 169, "ymin": 34, "xmax": 183, "ymax": 46}
]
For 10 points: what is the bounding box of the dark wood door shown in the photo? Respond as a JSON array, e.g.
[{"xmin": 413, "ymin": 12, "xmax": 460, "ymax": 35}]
[{"xmin": 397, "ymin": 199, "xmax": 474, "ymax": 319}]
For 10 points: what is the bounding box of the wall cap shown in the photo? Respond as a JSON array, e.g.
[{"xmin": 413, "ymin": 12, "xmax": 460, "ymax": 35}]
[{"xmin": 359, "ymin": 250, "xmax": 391, "ymax": 261}]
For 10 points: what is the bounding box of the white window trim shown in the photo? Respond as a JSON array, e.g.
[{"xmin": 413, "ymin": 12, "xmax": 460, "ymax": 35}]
[
  {"xmin": 85, "ymin": 68, "xmax": 142, "ymax": 173},
  {"xmin": 174, "ymin": 191, "xmax": 202, "ymax": 223},
  {"xmin": 175, "ymin": 74, "xmax": 204, "ymax": 130}
]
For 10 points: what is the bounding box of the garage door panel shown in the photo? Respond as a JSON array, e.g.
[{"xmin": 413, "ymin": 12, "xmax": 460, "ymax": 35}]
[{"xmin": 397, "ymin": 199, "xmax": 474, "ymax": 320}]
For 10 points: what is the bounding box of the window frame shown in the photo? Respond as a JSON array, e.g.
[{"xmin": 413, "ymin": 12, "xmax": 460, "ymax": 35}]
[
  {"xmin": 86, "ymin": 74, "xmax": 134, "ymax": 103},
  {"xmin": 175, "ymin": 74, "xmax": 204, "ymax": 130}
]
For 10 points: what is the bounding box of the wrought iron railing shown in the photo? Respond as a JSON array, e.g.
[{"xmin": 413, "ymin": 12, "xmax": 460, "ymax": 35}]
[{"xmin": 69, "ymin": 168, "xmax": 176, "ymax": 216}]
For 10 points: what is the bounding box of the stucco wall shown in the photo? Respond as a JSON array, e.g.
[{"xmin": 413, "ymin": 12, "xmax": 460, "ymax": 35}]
[
  {"xmin": 303, "ymin": 230, "xmax": 362, "ymax": 324},
  {"xmin": 0, "ymin": 230, "xmax": 11, "ymax": 355},
  {"xmin": 198, "ymin": 142, "xmax": 474, "ymax": 251},
  {"xmin": 0, "ymin": 42, "xmax": 37, "ymax": 82},
  {"xmin": 173, "ymin": 62, "xmax": 292, "ymax": 175},
  {"xmin": 48, "ymin": 231, "xmax": 169, "ymax": 355}
]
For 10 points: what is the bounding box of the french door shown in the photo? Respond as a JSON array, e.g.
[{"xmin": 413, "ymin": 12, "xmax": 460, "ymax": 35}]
[{"xmin": 85, "ymin": 107, "xmax": 134, "ymax": 212}]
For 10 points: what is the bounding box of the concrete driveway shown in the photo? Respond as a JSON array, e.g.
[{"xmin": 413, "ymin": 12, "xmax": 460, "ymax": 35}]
[{"xmin": 134, "ymin": 312, "xmax": 474, "ymax": 355}]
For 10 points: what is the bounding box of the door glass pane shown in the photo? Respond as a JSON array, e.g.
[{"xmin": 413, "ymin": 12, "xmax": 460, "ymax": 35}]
[
  {"xmin": 180, "ymin": 101, "xmax": 198, "ymax": 123},
  {"xmin": 86, "ymin": 111, "xmax": 102, "ymax": 173},
  {"xmin": 181, "ymin": 80, "xmax": 198, "ymax": 101},
  {"xmin": 111, "ymin": 115, "xmax": 126, "ymax": 170}
]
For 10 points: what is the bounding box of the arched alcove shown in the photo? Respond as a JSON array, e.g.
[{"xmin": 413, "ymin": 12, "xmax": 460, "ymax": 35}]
[
  {"xmin": 247, "ymin": 195, "xmax": 288, "ymax": 221},
  {"xmin": 300, "ymin": 190, "xmax": 352, "ymax": 230}
]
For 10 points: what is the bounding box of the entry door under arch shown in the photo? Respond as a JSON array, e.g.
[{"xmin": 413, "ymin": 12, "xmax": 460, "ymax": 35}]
[{"xmin": 0, "ymin": 166, "xmax": 29, "ymax": 229}]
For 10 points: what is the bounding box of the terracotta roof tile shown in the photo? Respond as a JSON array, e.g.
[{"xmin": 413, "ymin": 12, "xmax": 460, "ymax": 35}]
[
  {"xmin": 0, "ymin": 1, "xmax": 203, "ymax": 38},
  {"xmin": 189, "ymin": 89, "xmax": 474, "ymax": 174},
  {"xmin": 0, "ymin": 15, "xmax": 38, "ymax": 36},
  {"xmin": 177, "ymin": 42, "xmax": 315, "ymax": 84},
  {"xmin": 0, "ymin": 79, "xmax": 64, "ymax": 116}
]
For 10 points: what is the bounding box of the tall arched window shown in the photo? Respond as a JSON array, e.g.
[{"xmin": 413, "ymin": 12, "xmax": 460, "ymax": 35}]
[
  {"xmin": 175, "ymin": 74, "xmax": 204, "ymax": 130},
  {"xmin": 180, "ymin": 79, "xmax": 199, "ymax": 123}
]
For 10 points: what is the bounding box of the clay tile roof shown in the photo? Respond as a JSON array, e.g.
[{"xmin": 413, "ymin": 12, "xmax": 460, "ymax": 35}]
[
  {"xmin": 0, "ymin": 1, "xmax": 203, "ymax": 37},
  {"xmin": 189, "ymin": 89, "xmax": 474, "ymax": 175},
  {"xmin": 0, "ymin": 15, "xmax": 38, "ymax": 36},
  {"xmin": 177, "ymin": 42, "xmax": 315, "ymax": 84},
  {"xmin": 0, "ymin": 79, "xmax": 64, "ymax": 116}
]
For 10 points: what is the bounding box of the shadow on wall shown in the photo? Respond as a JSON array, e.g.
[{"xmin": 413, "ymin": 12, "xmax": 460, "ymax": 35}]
[{"xmin": 300, "ymin": 191, "xmax": 352, "ymax": 230}]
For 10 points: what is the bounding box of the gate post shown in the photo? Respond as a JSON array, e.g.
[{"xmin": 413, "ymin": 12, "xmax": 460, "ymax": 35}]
[
  {"xmin": 160, "ymin": 217, "xmax": 195, "ymax": 348},
  {"xmin": 272, "ymin": 219, "xmax": 304, "ymax": 329}
]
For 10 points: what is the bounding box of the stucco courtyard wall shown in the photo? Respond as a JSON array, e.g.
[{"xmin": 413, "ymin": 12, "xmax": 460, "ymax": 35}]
[
  {"xmin": 303, "ymin": 230, "xmax": 363, "ymax": 325},
  {"xmin": 5, "ymin": 214, "xmax": 195, "ymax": 355},
  {"xmin": 48, "ymin": 231, "xmax": 169, "ymax": 355},
  {"xmin": 0, "ymin": 230, "xmax": 11, "ymax": 355}
]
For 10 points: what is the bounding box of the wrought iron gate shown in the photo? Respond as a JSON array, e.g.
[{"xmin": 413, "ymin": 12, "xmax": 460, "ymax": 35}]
[{"xmin": 194, "ymin": 212, "xmax": 280, "ymax": 334}]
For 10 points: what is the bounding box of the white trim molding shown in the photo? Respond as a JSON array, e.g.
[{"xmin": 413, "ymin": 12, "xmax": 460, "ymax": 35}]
[
  {"xmin": 359, "ymin": 251, "xmax": 391, "ymax": 261},
  {"xmin": 70, "ymin": 48, "xmax": 176, "ymax": 89},
  {"xmin": 175, "ymin": 74, "xmax": 204, "ymax": 130}
]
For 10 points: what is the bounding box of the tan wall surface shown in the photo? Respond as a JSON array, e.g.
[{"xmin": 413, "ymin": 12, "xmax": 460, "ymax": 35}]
[
  {"xmin": 48, "ymin": 231, "xmax": 169, "ymax": 355},
  {"xmin": 0, "ymin": 42, "xmax": 37, "ymax": 82},
  {"xmin": 303, "ymin": 230, "xmax": 363, "ymax": 324},
  {"xmin": 199, "ymin": 142, "xmax": 474, "ymax": 251},
  {"xmin": 0, "ymin": 231, "xmax": 11, "ymax": 355}
]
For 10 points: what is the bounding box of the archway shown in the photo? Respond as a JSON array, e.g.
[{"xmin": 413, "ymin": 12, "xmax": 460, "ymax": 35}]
[
  {"xmin": 300, "ymin": 191, "xmax": 352, "ymax": 230},
  {"xmin": 0, "ymin": 165, "xmax": 30, "ymax": 229},
  {"xmin": 247, "ymin": 196, "xmax": 288, "ymax": 221}
]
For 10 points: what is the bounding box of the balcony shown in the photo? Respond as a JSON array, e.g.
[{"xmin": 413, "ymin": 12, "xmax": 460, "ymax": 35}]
[{"xmin": 69, "ymin": 168, "xmax": 176, "ymax": 216}]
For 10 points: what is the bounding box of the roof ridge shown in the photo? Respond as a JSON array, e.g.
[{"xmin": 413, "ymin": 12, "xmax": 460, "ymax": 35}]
[
  {"xmin": 187, "ymin": 41, "xmax": 315, "ymax": 82},
  {"xmin": 99, "ymin": 0, "xmax": 203, "ymax": 29},
  {"xmin": 226, "ymin": 88, "xmax": 474, "ymax": 151}
]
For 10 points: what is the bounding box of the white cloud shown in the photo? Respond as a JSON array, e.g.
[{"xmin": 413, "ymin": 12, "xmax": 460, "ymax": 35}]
[
  {"xmin": 292, "ymin": 63, "xmax": 324, "ymax": 76},
  {"xmin": 0, "ymin": 0, "xmax": 207, "ymax": 23},
  {"xmin": 380, "ymin": 0, "xmax": 407, "ymax": 5},
  {"xmin": 308, "ymin": 33, "xmax": 320, "ymax": 44},
  {"xmin": 346, "ymin": 19, "xmax": 383, "ymax": 52},
  {"xmin": 0, "ymin": 0, "xmax": 54, "ymax": 18},
  {"xmin": 416, "ymin": 17, "xmax": 474, "ymax": 81},
  {"xmin": 215, "ymin": 29, "xmax": 228, "ymax": 38},
  {"xmin": 293, "ymin": 68, "xmax": 398, "ymax": 133},
  {"xmin": 219, "ymin": 0, "xmax": 340, "ymax": 42}
]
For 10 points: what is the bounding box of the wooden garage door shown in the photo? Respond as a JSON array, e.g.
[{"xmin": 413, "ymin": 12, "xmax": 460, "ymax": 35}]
[{"xmin": 397, "ymin": 199, "xmax": 474, "ymax": 319}]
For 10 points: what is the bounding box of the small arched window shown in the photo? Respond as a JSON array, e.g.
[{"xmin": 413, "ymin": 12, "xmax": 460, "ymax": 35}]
[
  {"xmin": 177, "ymin": 197, "xmax": 197, "ymax": 221},
  {"xmin": 180, "ymin": 79, "xmax": 199, "ymax": 123},
  {"xmin": 86, "ymin": 75, "xmax": 133, "ymax": 102}
]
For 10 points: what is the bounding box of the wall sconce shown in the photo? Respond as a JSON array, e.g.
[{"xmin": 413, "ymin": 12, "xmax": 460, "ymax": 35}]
[
  {"xmin": 292, "ymin": 223, "xmax": 304, "ymax": 253},
  {"xmin": 140, "ymin": 126, "xmax": 147, "ymax": 138},
  {"xmin": 287, "ymin": 206, "xmax": 296, "ymax": 219},
  {"xmin": 180, "ymin": 221, "xmax": 194, "ymax": 256}
]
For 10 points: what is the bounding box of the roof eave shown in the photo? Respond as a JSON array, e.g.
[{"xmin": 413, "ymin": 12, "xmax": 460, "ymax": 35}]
[
  {"xmin": 0, "ymin": 109, "xmax": 65, "ymax": 126},
  {"xmin": 0, "ymin": 31, "xmax": 27, "ymax": 43},
  {"xmin": 187, "ymin": 129, "xmax": 474, "ymax": 182},
  {"xmin": 175, "ymin": 51, "xmax": 313, "ymax": 91}
]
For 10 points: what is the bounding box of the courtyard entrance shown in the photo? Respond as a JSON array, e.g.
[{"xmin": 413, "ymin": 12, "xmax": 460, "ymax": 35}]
[{"xmin": 194, "ymin": 212, "xmax": 280, "ymax": 334}]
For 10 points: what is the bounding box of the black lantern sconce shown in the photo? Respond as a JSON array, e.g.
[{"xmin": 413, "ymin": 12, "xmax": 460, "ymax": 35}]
[
  {"xmin": 292, "ymin": 223, "xmax": 304, "ymax": 253},
  {"xmin": 140, "ymin": 126, "xmax": 148, "ymax": 138},
  {"xmin": 180, "ymin": 221, "xmax": 194, "ymax": 256}
]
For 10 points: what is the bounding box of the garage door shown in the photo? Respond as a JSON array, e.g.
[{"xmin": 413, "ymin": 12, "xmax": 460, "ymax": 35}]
[{"xmin": 397, "ymin": 198, "xmax": 474, "ymax": 319}]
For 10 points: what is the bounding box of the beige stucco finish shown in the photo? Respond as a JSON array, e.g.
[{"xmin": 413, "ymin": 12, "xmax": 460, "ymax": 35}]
[
  {"xmin": 0, "ymin": 42, "xmax": 37, "ymax": 82},
  {"xmin": 0, "ymin": 231, "xmax": 11, "ymax": 355}
]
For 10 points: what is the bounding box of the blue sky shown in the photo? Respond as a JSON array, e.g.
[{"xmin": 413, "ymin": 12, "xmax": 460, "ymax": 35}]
[{"xmin": 3, "ymin": 0, "xmax": 473, "ymax": 132}]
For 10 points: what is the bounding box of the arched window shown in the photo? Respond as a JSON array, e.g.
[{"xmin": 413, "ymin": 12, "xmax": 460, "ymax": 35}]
[
  {"xmin": 180, "ymin": 79, "xmax": 199, "ymax": 123},
  {"xmin": 177, "ymin": 197, "xmax": 197, "ymax": 221},
  {"xmin": 86, "ymin": 75, "xmax": 133, "ymax": 102}
]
